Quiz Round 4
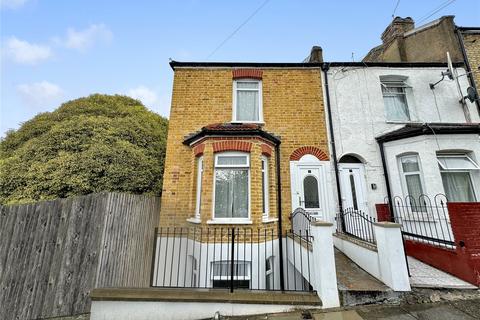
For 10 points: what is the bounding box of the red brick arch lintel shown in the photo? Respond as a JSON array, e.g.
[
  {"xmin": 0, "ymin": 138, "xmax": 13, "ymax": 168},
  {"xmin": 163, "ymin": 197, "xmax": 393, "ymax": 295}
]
[{"xmin": 290, "ymin": 146, "xmax": 329, "ymax": 161}]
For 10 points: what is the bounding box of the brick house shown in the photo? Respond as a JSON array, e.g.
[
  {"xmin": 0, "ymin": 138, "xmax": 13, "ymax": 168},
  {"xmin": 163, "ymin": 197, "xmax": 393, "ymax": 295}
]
[
  {"xmin": 159, "ymin": 62, "xmax": 332, "ymax": 229},
  {"xmin": 154, "ymin": 61, "xmax": 333, "ymax": 291}
]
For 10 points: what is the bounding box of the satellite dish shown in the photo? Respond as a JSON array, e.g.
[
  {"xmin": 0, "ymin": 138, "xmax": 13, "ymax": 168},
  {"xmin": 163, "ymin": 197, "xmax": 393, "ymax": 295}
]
[{"xmin": 466, "ymin": 86, "xmax": 479, "ymax": 103}]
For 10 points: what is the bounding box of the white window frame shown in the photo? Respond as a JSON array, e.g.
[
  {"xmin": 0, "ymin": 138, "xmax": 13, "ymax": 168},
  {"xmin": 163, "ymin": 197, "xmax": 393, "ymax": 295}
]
[
  {"xmin": 437, "ymin": 154, "xmax": 479, "ymax": 202},
  {"xmin": 380, "ymin": 76, "xmax": 412, "ymax": 122},
  {"xmin": 397, "ymin": 154, "xmax": 428, "ymax": 216},
  {"xmin": 261, "ymin": 156, "xmax": 269, "ymax": 220},
  {"xmin": 194, "ymin": 156, "xmax": 203, "ymax": 220},
  {"xmin": 211, "ymin": 260, "xmax": 251, "ymax": 281},
  {"xmin": 210, "ymin": 152, "xmax": 251, "ymax": 224},
  {"xmin": 232, "ymin": 79, "xmax": 263, "ymax": 123},
  {"xmin": 265, "ymin": 256, "xmax": 274, "ymax": 290}
]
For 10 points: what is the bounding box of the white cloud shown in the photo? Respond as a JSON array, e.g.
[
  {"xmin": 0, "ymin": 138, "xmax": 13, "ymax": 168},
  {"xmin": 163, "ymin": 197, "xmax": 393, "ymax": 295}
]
[
  {"xmin": 17, "ymin": 81, "xmax": 63, "ymax": 107},
  {"xmin": 1, "ymin": 0, "xmax": 28, "ymax": 9},
  {"xmin": 126, "ymin": 86, "xmax": 159, "ymax": 107},
  {"xmin": 64, "ymin": 24, "xmax": 112, "ymax": 51},
  {"xmin": 4, "ymin": 37, "xmax": 52, "ymax": 65}
]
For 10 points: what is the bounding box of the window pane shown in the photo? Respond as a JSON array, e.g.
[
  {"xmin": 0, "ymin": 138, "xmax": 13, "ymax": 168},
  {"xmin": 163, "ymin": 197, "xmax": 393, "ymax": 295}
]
[
  {"xmin": 441, "ymin": 172, "xmax": 476, "ymax": 202},
  {"xmin": 438, "ymin": 156, "xmax": 478, "ymax": 170},
  {"xmin": 405, "ymin": 174, "xmax": 424, "ymax": 200},
  {"xmin": 217, "ymin": 155, "xmax": 248, "ymax": 166},
  {"xmin": 382, "ymin": 86, "xmax": 409, "ymax": 121},
  {"xmin": 237, "ymin": 82, "xmax": 258, "ymax": 89},
  {"xmin": 401, "ymin": 156, "xmax": 420, "ymax": 172},
  {"xmin": 303, "ymin": 176, "xmax": 320, "ymax": 208},
  {"xmin": 215, "ymin": 169, "xmax": 248, "ymax": 218},
  {"xmin": 237, "ymin": 90, "xmax": 259, "ymax": 121},
  {"xmin": 349, "ymin": 174, "xmax": 358, "ymax": 210}
]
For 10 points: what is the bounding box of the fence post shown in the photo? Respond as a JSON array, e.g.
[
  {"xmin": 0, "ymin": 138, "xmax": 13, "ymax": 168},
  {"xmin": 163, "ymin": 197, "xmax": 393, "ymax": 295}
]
[
  {"xmin": 149, "ymin": 227, "xmax": 158, "ymax": 287},
  {"xmin": 230, "ymin": 227, "xmax": 235, "ymax": 293},
  {"xmin": 310, "ymin": 220, "xmax": 340, "ymax": 308},
  {"xmin": 373, "ymin": 222, "xmax": 410, "ymax": 291}
]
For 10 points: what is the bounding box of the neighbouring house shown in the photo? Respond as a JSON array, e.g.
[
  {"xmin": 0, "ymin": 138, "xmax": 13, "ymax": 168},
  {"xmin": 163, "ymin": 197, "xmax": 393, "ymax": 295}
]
[{"xmin": 363, "ymin": 15, "xmax": 480, "ymax": 115}]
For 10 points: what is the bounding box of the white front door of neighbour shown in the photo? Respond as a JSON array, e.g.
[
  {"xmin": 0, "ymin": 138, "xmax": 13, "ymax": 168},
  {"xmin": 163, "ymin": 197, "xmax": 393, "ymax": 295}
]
[{"xmin": 338, "ymin": 164, "xmax": 368, "ymax": 214}]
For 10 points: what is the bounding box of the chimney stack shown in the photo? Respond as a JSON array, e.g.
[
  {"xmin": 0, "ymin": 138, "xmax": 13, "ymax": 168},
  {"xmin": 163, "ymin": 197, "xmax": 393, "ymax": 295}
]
[
  {"xmin": 381, "ymin": 17, "xmax": 414, "ymax": 45},
  {"xmin": 307, "ymin": 46, "xmax": 323, "ymax": 63}
]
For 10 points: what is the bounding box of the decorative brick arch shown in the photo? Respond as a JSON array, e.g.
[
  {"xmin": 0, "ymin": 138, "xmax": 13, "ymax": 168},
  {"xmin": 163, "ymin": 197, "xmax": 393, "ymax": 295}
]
[
  {"xmin": 213, "ymin": 141, "xmax": 252, "ymax": 153},
  {"xmin": 290, "ymin": 146, "xmax": 329, "ymax": 161},
  {"xmin": 232, "ymin": 69, "xmax": 263, "ymax": 80}
]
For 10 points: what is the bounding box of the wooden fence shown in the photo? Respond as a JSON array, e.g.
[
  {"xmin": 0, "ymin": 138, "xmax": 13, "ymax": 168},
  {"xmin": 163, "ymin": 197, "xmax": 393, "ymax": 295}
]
[{"xmin": 0, "ymin": 192, "xmax": 160, "ymax": 320}]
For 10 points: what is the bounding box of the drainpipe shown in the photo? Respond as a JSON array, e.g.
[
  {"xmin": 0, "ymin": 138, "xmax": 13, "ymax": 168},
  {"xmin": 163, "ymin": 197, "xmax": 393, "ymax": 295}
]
[
  {"xmin": 321, "ymin": 64, "xmax": 343, "ymax": 214},
  {"xmin": 378, "ymin": 141, "xmax": 394, "ymax": 221},
  {"xmin": 455, "ymin": 27, "xmax": 480, "ymax": 117},
  {"xmin": 275, "ymin": 142, "xmax": 285, "ymax": 291}
]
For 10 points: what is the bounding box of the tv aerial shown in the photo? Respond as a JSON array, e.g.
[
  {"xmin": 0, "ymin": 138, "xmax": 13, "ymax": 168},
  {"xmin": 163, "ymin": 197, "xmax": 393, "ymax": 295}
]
[{"xmin": 429, "ymin": 52, "xmax": 472, "ymax": 123}]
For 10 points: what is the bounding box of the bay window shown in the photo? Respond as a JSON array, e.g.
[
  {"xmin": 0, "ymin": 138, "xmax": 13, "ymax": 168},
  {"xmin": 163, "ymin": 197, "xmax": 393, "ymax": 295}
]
[
  {"xmin": 437, "ymin": 154, "xmax": 479, "ymax": 202},
  {"xmin": 261, "ymin": 156, "xmax": 269, "ymax": 219},
  {"xmin": 399, "ymin": 154, "xmax": 425, "ymax": 203},
  {"xmin": 194, "ymin": 156, "xmax": 203, "ymax": 220},
  {"xmin": 233, "ymin": 80, "xmax": 262, "ymax": 122},
  {"xmin": 213, "ymin": 152, "xmax": 250, "ymax": 220}
]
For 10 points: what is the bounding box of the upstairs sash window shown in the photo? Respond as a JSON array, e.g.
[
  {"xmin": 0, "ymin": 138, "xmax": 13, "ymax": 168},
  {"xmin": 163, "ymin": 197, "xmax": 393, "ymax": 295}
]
[
  {"xmin": 234, "ymin": 80, "xmax": 262, "ymax": 122},
  {"xmin": 381, "ymin": 77, "xmax": 411, "ymax": 122}
]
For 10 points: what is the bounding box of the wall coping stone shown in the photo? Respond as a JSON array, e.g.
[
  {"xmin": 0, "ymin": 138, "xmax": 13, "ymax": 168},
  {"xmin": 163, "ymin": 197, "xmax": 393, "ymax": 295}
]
[{"xmin": 374, "ymin": 222, "xmax": 402, "ymax": 228}]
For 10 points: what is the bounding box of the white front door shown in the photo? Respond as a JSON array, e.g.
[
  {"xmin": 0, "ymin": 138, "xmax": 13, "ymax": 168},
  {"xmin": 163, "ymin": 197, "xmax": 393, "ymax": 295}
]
[
  {"xmin": 339, "ymin": 164, "xmax": 368, "ymax": 214},
  {"xmin": 299, "ymin": 167, "xmax": 323, "ymax": 216}
]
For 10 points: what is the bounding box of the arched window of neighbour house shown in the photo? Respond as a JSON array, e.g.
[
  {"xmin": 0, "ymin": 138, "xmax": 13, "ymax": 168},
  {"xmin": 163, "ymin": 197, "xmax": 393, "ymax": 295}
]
[
  {"xmin": 398, "ymin": 153, "xmax": 426, "ymax": 210},
  {"xmin": 437, "ymin": 151, "xmax": 479, "ymax": 202}
]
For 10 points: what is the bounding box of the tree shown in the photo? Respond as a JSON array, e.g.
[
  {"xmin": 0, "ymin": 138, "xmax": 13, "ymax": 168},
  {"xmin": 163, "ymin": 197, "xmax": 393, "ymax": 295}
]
[{"xmin": 0, "ymin": 94, "xmax": 168, "ymax": 204}]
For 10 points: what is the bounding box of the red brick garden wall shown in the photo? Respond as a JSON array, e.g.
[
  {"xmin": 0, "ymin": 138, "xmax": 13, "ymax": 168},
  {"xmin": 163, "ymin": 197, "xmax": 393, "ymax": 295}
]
[{"xmin": 375, "ymin": 202, "xmax": 480, "ymax": 286}]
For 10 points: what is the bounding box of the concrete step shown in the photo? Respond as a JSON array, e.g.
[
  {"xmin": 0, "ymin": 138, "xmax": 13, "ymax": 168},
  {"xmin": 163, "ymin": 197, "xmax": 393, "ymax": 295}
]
[{"xmin": 334, "ymin": 249, "xmax": 402, "ymax": 306}]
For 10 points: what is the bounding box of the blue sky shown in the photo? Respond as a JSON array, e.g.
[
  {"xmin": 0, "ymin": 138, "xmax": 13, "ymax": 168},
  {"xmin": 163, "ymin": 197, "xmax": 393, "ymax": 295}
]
[{"xmin": 1, "ymin": 0, "xmax": 479, "ymax": 136}]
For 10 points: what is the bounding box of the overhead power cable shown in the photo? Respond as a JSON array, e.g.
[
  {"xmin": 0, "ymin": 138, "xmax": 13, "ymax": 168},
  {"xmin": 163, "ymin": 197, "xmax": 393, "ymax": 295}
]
[
  {"xmin": 392, "ymin": 0, "xmax": 401, "ymax": 18},
  {"xmin": 417, "ymin": 0, "xmax": 457, "ymax": 24},
  {"xmin": 205, "ymin": 0, "xmax": 271, "ymax": 60}
]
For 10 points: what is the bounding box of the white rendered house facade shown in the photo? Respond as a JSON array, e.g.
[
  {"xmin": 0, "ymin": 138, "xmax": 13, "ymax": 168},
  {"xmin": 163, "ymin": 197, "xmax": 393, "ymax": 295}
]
[{"xmin": 323, "ymin": 62, "xmax": 480, "ymax": 218}]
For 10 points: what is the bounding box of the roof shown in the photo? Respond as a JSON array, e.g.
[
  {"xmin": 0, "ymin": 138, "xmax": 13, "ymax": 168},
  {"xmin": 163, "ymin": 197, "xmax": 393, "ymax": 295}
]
[
  {"xmin": 169, "ymin": 60, "xmax": 464, "ymax": 70},
  {"xmin": 375, "ymin": 123, "xmax": 480, "ymax": 143},
  {"xmin": 183, "ymin": 123, "xmax": 281, "ymax": 146}
]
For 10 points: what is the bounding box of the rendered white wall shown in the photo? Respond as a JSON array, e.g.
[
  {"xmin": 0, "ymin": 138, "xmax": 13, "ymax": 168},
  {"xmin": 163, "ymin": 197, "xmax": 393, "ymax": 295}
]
[
  {"xmin": 333, "ymin": 222, "xmax": 411, "ymax": 291},
  {"xmin": 325, "ymin": 66, "xmax": 479, "ymax": 216},
  {"xmin": 90, "ymin": 300, "xmax": 320, "ymax": 320}
]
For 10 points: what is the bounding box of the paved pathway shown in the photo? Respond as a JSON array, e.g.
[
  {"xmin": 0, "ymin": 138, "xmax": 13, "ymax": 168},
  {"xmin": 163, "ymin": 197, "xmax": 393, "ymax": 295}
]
[
  {"xmin": 223, "ymin": 299, "xmax": 480, "ymax": 319},
  {"xmin": 407, "ymin": 256, "xmax": 477, "ymax": 289}
]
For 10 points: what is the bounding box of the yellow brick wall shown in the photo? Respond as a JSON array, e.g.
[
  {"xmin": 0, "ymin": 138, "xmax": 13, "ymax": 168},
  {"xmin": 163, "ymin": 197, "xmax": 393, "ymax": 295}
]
[
  {"xmin": 463, "ymin": 33, "xmax": 480, "ymax": 97},
  {"xmin": 159, "ymin": 68, "xmax": 328, "ymax": 232}
]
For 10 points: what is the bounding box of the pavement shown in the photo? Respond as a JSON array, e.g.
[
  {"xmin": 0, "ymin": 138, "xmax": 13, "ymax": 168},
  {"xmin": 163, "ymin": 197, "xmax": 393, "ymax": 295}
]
[
  {"xmin": 407, "ymin": 256, "xmax": 478, "ymax": 289},
  {"xmin": 222, "ymin": 298, "xmax": 480, "ymax": 319}
]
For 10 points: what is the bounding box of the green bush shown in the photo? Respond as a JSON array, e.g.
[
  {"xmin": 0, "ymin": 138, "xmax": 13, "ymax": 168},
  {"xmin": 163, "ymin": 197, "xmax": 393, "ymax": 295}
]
[{"xmin": 0, "ymin": 94, "xmax": 168, "ymax": 204}]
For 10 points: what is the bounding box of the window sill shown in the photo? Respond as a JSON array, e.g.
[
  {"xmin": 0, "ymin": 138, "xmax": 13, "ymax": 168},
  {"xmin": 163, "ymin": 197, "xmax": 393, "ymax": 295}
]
[
  {"xmin": 230, "ymin": 121, "xmax": 265, "ymax": 125},
  {"xmin": 186, "ymin": 217, "xmax": 201, "ymax": 224},
  {"xmin": 207, "ymin": 219, "xmax": 252, "ymax": 225},
  {"xmin": 262, "ymin": 217, "xmax": 278, "ymax": 224}
]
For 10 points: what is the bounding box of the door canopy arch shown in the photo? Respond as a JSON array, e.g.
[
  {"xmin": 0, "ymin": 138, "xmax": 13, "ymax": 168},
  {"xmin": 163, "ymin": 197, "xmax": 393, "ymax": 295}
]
[{"xmin": 290, "ymin": 146, "xmax": 329, "ymax": 161}]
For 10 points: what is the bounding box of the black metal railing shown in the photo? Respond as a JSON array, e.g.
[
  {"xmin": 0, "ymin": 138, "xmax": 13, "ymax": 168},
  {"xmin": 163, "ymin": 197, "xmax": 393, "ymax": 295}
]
[
  {"xmin": 290, "ymin": 207, "xmax": 313, "ymax": 239},
  {"xmin": 336, "ymin": 207, "xmax": 376, "ymax": 245},
  {"xmin": 150, "ymin": 226, "xmax": 313, "ymax": 292},
  {"xmin": 389, "ymin": 194, "xmax": 454, "ymax": 248}
]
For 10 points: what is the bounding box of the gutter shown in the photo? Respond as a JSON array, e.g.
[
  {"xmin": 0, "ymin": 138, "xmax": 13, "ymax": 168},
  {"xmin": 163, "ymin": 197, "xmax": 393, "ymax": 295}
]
[
  {"xmin": 321, "ymin": 63, "xmax": 343, "ymax": 214},
  {"xmin": 455, "ymin": 27, "xmax": 480, "ymax": 117}
]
